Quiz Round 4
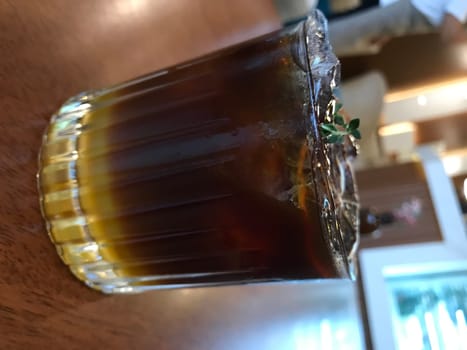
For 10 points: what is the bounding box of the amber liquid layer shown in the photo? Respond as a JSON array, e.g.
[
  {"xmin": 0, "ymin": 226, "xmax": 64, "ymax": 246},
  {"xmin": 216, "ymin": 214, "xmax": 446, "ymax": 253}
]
[{"xmin": 39, "ymin": 23, "xmax": 343, "ymax": 293}]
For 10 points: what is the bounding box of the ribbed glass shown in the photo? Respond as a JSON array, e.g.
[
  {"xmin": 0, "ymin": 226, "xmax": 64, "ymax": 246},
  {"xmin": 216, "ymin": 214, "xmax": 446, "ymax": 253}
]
[{"xmin": 38, "ymin": 11, "xmax": 359, "ymax": 294}]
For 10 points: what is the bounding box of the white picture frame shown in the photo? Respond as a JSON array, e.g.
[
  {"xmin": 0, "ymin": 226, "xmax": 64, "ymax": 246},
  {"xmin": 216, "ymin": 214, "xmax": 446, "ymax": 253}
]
[{"xmin": 359, "ymin": 146, "xmax": 467, "ymax": 350}]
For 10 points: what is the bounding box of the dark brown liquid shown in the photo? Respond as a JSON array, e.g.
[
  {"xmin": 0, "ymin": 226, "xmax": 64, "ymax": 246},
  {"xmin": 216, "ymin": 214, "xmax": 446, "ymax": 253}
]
[{"xmin": 41, "ymin": 23, "xmax": 341, "ymax": 291}]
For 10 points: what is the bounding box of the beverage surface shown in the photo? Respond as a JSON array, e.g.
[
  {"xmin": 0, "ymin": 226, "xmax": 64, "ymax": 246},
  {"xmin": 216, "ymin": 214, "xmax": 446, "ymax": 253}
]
[{"xmin": 39, "ymin": 13, "xmax": 359, "ymax": 293}]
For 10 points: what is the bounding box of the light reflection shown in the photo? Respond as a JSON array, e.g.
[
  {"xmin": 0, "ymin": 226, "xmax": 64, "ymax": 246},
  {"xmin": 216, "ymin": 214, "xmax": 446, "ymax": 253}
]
[
  {"xmin": 425, "ymin": 312, "xmax": 440, "ymax": 350},
  {"xmin": 463, "ymin": 178, "xmax": 467, "ymax": 200},
  {"xmin": 319, "ymin": 319, "xmax": 333, "ymax": 350},
  {"xmin": 335, "ymin": 327, "xmax": 348, "ymax": 341},
  {"xmin": 442, "ymin": 156, "xmax": 462, "ymax": 176},
  {"xmin": 417, "ymin": 95, "xmax": 427, "ymax": 106},
  {"xmin": 453, "ymin": 45, "xmax": 467, "ymax": 71},
  {"xmin": 455, "ymin": 310, "xmax": 467, "ymax": 347},
  {"xmin": 437, "ymin": 302, "xmax": 458, "ymax": 350},
  {"xmin": 405, "ymin": 315, "xmax": 424, "ymax": 350},
  {"xmin": 385, "ymin": 79, "xmax": 467, "ymax": 103},
  {"xmin": 383, "ymin": 79, "xmax": 467, "ymax": 124},
  {"xmin": 291, "ymin": 320, "xmax": 360, "ymax": 350},
  {"xmin": 115, "ymin": 0, "xmax": 148, "ymax": 15},
  {"xmin": 293, "ymin": 324, "xmax": 319, "ymax": 350},
  {"xmin": 378, "ymin": 122, "xmax": 415, "ymax": 136}
]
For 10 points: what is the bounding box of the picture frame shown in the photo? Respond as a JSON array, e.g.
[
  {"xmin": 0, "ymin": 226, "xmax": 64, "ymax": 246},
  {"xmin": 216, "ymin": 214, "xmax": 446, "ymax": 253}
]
[{"xmin": 359, "ymin": 146, "xmax": 467, "ymax": 349}]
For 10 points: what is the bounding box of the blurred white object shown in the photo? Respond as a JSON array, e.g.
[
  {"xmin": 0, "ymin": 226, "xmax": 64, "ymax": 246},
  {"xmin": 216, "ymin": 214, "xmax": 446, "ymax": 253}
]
[
  {"xmin": 340, "ymin": 70, "xmax": 388, "ymax": 169},
  {"xmin": 379, "ymin": 122, "xmax": 417, "ymax": 162},
  {"xmin": 383, "ymin": 79, "xmax": 467, "ymax": 124},
  {"xmin": 417, "ymin": 145, "xmax": 467, "ymax": 246},
  {"xmin": 439, "ymin": 150, "xmax": 467, "ymax": 179}
]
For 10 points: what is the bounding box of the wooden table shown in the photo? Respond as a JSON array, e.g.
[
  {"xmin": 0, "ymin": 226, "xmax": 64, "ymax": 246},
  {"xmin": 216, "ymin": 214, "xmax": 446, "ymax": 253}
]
[{"xmin": 0, "ymin": 1, "xmax": 283, "ymax": 348}]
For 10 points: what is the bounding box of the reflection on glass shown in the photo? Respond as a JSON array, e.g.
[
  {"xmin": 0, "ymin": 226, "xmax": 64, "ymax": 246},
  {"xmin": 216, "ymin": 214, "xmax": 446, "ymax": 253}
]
[
  {"xmin": 387, "ymin": 270, "xmax": 467, "ymax": 350},
  {"xmin": 292, "ymin": 319, "xmax": 360, "ymax": 350}
]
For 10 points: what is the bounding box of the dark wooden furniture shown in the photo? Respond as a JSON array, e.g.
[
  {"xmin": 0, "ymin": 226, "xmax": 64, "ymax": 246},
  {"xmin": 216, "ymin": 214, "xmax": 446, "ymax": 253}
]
[
  {"xmin": 357, "ymin": 162, "xmax": 443, "ymax": 248},
  {"xmin": 340, "ymin": 34, "xmax": 467, "ymax": 93}
]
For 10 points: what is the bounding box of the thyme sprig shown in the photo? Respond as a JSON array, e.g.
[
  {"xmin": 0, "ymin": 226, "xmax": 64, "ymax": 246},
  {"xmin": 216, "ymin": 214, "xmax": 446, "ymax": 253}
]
[{"xmin": 319, "ymin": 102, "xmax": 361, "ymax": 144}]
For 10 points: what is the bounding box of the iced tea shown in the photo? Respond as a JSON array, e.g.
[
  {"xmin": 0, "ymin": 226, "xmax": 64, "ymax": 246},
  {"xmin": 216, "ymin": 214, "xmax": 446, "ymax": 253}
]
[{"xmin": 38, "ymin": 11, "xmax": 359, "ymax": 293}]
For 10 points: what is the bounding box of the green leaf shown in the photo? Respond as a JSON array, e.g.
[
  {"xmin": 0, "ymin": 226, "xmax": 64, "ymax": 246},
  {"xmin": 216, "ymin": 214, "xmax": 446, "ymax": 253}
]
[
  {"xmin": 348, "ymin": 118, "xmax": 360, "ymax": 131},
  {"xmin": 350, "ymin": 129, "xmax": 361, "ymax": 139},
  {"xmin": 334, "ymin": 114, "xmax": 345, "ymax": 126},
  {"xmin": 320, "ymin": 123, "xmax": 338, "ymax": 133},
  {"xmin": 327, "ymin": 134, "xmax": 343, "ymax": 144},
  {"xmin": 320, "ymin": 100, "xmax": 362, "ymax": 144}
]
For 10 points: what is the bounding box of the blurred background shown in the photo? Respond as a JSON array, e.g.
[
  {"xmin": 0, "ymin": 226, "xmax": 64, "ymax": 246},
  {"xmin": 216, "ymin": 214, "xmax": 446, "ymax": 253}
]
[
  {"xmin": 1, "ymin": 0, "xmax": 466, "ymax": 349},
  {"xmin": 274, "ymin": 1, "xmax": 467, "ymax": 349}
]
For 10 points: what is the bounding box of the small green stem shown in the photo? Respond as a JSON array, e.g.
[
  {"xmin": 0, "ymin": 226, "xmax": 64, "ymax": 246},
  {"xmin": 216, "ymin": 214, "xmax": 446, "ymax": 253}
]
[{"xmin": 319, "ymin": 102, "xmax": 361, "ymax": 144}]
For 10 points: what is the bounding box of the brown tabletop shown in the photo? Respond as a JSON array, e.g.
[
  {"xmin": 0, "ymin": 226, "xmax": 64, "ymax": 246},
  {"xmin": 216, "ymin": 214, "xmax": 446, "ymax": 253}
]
[{"xmin": 0, "ymin": 1, "xmax": 283, "ymax": 348}]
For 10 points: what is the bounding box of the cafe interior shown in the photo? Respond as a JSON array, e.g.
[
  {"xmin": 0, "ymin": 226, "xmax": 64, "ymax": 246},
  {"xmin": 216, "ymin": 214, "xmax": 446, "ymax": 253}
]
[{"xmin": 1, "ymin": 1, "xmax": 466, "ymax": 349}]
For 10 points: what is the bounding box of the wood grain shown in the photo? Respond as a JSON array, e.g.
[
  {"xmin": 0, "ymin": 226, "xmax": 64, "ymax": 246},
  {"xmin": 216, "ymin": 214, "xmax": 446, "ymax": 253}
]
[
  {"xmin": 356, "ymin": 162, "xmax": 442, "ymax": 248},
  {"xmin": 340, "ymin": 33, "xmax": 467, "ymax": 92},
  {"xmin": 415, "ymin": 111, "xmax": 467, "ymax": 151},
  {"xmin": 0, "ymin": 1, "xmax": 280, "ymax": 348}
]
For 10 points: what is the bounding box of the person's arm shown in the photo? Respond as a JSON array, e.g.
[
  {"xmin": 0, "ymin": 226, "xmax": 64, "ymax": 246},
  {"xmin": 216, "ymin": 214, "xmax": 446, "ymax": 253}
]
[{"xmin": 441, "ymin": 0, "xmax": 467, "ymax": 43}]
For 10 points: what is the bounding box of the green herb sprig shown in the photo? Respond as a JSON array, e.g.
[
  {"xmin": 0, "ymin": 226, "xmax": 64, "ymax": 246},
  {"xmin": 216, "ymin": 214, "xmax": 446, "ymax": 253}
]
[{"xmin": 319, "ymin": 103, "xmax": 361, "ymax": 144}]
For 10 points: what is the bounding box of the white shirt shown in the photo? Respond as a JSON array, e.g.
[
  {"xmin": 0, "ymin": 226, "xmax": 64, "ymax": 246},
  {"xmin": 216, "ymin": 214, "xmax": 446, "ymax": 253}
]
[{"xmin": 380, "ymin": 0, "xmax": 467, "ymax": 26}]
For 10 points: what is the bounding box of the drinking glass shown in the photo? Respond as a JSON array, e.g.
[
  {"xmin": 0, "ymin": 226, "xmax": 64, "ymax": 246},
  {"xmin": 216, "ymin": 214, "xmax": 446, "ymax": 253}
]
[{"xmin": 38, "ymin": 10, "xmax": 359, "ymax": 294}]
